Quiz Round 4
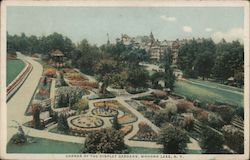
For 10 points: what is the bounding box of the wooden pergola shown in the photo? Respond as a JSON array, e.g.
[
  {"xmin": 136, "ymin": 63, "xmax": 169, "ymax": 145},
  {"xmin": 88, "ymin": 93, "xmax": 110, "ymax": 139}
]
[{"xmin": 50, "ymin": 49, "xmax": 65, "ymax": 68}]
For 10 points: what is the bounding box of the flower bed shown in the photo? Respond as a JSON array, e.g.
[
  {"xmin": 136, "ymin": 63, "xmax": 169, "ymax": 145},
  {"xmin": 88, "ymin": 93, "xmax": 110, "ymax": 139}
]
[
  {"xmin": 117, "ymin": 114, "xmax": 138, "ymax": 125},
  {"xmin": 95, "ymin": 100, "xmax": 138, "ymax": 125},
  {"xmin": 34, "ymin": 77, "xmax": 52, "ymax": 100},
  {"xmin": 94, "ymin": 100, "xmax": 120, "ymax": 108},
  {"xmin": 44, "ymin": 68, "xmax": 57, "ymax": 78},
  {"xmin": 69, "ymin": 80, "xmax": 98, "ymax": 89},
  {"xmin": 64, "ymin": 72, "xmax": 87, "ymax": 81},
  {"xmin": 130, "ymin": 122, "xmax": 158, "ymax": 142},
  {"xmin": 141, "ymin": 101, "xmax": 161, "ymax": 111},
  {"xmin": 120, "ymin": 125, "xmax": 133, "ymax": 135},
  {"xmin": 126, "ymin": 87, "xmax": 148, "ymax": 94},
  {"xmin": 68, "ymin": 115, "xmax": 104, "ymax": 129},
  {"xmin": 92, "ymin": 107, "xmax": 118, "ymax": 117}
]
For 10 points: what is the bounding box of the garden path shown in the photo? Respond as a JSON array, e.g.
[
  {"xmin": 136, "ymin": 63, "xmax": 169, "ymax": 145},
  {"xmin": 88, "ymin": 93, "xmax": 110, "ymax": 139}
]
[{"xmin": 7, "ymin": 53, "xmax": 43, "ymax": 143}]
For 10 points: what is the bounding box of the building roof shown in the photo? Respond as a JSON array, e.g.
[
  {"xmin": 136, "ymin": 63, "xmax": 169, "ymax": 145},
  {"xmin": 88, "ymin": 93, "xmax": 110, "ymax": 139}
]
[{"xmin": 51, "ymin": 49, "xmax": 64, "ymax": 57}]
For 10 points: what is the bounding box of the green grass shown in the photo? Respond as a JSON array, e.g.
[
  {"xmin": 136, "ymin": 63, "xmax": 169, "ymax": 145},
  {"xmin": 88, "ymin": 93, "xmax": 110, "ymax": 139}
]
[
  {"xmin": 7, "ymin": 136, "xmax": 162, "ymax": 154},
  {"xmin": 7, "ymin": 137, "xmax": 82, "ymax": 153},
  {"xmin": 128, "ymin": 147, "xmax": 162, "ymax": 154},
  {"xmin": 173, "ymin": 80, "xmax": 243, "ymax": 107},
  {"xmin": 189, "ymin": 79, "xmax": 243, "ymax": 92},
  {"xmin": 7, "ymin": 59, "xmax": 25, "ymax": 85}
]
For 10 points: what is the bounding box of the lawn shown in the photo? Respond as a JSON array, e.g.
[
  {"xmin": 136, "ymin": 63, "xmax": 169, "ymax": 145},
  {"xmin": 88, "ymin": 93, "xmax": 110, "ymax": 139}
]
[
  {"xmin": 173, "ymin": 80, "xmax": 243, "ymax": 107},
  {"xmin": 7, "ymin": 137, "xmax": 82, "ymax": 153},
  {"xmin": 7, "ymin": 59, "xmax": 25, "ymax": 85},
  {"xmin": 188, "ymin": 79, "xmax": 243, "ymax": 93},
  {"xmin": 7, "ymin": 136, "xmax": 162, "ymax": 154}
]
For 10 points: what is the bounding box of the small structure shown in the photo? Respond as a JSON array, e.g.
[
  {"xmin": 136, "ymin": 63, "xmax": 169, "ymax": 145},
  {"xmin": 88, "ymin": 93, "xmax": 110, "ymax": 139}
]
[{"xmin": 51, "ymin": 49, "xmax": 65, "ymax": 68}]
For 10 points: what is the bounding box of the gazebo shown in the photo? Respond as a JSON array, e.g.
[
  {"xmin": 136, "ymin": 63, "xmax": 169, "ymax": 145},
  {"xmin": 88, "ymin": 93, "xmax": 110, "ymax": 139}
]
[{"xmin": 51, "ymin": 49, "xmax": 65, "ymax": 68}]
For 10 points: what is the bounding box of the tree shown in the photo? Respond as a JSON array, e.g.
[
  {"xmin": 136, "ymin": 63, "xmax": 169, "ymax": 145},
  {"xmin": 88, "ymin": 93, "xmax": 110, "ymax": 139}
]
[
  {"xmin": 32, "ymin": 103, "xmax": 42, "ymax": 129},
  {"xmin": 164, "ymin": 52, "xmax": 175, "ymax": 89},
  {"xmin": 151, "ymin": 71, "xmax": 166, "ymax": 89},
  {"xmin": 177, "ymin": 39, "xmax": 198, "ymax": 78},
  {"xmin": 194, "ymin": 50, "xmax": 215, "ymax": 80},
  {"xmin": 83, "ymin": 128, "xmax": 127, "ymax": 153},
  {"xmin": 112, "ymin": 115, "xmax": 121, "ymax": 130},
  {"xmin": 200, "ymin": 128, "xmax": 224, "ymax": 153},
  {"xmin": 212, "ymin": 40, "xmax": 244, "ymax": 83},
  {"xmin": 127, "ymin": 68, "xmax": 149, "ymax": 88},
  {"xmin": 57, "ymin": 113, "xmax": 69, "ymax": 132},
  {"xmin": 157, "ymin": 124, "xmax": 189, "ymax": 153},
  {"xmin": 153, "ymin": 111, "xmax": 169, "ymax": 127},
  {"xmin": 75, "ymin": 39, "xmax": 101, "ymax": 74}
]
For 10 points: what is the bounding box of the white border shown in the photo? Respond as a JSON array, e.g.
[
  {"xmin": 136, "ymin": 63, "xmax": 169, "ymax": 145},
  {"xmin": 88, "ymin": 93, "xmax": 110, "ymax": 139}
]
[{"xmin": 1, "ymin": 0, "xmax": 249, "ymax": 160}]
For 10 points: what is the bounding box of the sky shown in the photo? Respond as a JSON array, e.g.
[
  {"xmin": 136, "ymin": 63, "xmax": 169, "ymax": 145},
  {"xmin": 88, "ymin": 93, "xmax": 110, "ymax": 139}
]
[{"xmin": 7, "ymin": 6, "xmax": 244, "ymax": 45}]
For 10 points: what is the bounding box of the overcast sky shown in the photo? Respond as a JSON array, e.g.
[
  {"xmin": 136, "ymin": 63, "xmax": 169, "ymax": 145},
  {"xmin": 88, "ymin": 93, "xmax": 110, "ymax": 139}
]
[{"xmin": 7, "ymin": 6, "xmax": 244, "ymax": 45}]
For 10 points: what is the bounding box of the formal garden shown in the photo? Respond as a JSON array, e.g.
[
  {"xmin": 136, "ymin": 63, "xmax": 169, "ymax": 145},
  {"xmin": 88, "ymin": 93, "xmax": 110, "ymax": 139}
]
[{"xmin": 7, "ymin": 32, "xmax": 244, "ymax": 155}]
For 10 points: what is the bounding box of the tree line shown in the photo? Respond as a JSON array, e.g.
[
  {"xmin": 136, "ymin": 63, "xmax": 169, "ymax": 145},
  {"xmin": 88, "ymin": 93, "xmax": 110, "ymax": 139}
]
[
  {"xmin": 177, "ymin": 38, "xmax": 244, "ymax": 87},
  {"xmin": 7, "ymin": 32, "xmax": 165, "ymax": 90}
]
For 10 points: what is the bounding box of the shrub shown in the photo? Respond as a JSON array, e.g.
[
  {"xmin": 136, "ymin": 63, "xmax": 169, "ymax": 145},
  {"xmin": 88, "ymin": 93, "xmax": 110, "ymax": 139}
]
[
  {"xmin": 132, "ymin": 122, "xmax": 158, "ymax": 141},
  {"xmin": 57, "ymin": 113, "xmax": 69, "ymax": 132},
  {"xmin": 10, "ymin": 133, "xmax": 27, "ymax": 145},
  {"xmin": 164, "ymin": 100, "xmax": 177, "ymax": 115},
  {"xmin": 215, "ymin": 105, "xmax": 235, "ymax": 124},
  {"xmin": 126, "ymin": 86, "xmax": 148, "ymax": 94},
  {"xmin": 234, "ymin": 107, "xmax": 244, "ymax": 120},
  {"xmin": 83, "ymin": 128, "xmax": 128, "ymax": 153},
  {"xmin": 72, "ymin": 98, "xmax": 89, "ymax": 113},
  {"xmin": 200, "ymin": 128, "xmax": 224, "ymax": 153},
  {"xmin": 153, "ymin": 111, "xmax": 169, "ymax": 127},
  {"xmin": 137, "ymin": 105, "xmax": 147, "ymax": 112},
  {"xmin": 222, "ymin": 125, "xmax": 244, "ymax": 153},
  {"xmin": 141, "ymin": 100, "xmax": 161, "ymax": 111},
  {"xmin": 32, "ymin": 103, "xmax": 43, "ymax": 129},
  {"xmin": 158, "ymin": 124, "xmax": 189, "ymax": 153},
  {"xmin": 176, "ymin": 100, "xmax": 193, "ymax": 113},
  {"xmin": 207, "ymin": 113, "xmax": 224, "ymax": 129},
  {"xmin": 196, "ymin": 111, "xmax": 209, "ymax": 123}
]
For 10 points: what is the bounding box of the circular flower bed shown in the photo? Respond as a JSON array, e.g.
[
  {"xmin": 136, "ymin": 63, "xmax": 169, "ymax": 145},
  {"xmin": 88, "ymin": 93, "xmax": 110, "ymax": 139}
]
[
  {"xmin": 92, "ymin": 107, "xmax": 118, "ymax": 117},
  {"xmin": 68, "ymin": 115, "xmax": 104, "ymax": 129}
]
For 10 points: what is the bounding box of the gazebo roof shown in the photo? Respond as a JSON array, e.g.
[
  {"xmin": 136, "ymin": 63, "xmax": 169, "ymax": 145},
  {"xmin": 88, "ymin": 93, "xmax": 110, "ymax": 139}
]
[{"xmin": 51, "ymin": 49, "xmax": 64, "ymax": 57}]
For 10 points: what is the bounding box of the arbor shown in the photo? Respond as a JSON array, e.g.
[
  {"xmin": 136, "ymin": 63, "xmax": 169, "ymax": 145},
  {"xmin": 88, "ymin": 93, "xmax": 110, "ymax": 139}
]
[
  {"xmin": 200, "ymin": 128, "xmax": 224, "ymax": 153},
  {"xmin": 83, "ymin": 128, "xmax": 127, "ymax": 153},
  {"xmin": 157, "ymin": 124, "xmax": 189, "ymax": 153}
]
